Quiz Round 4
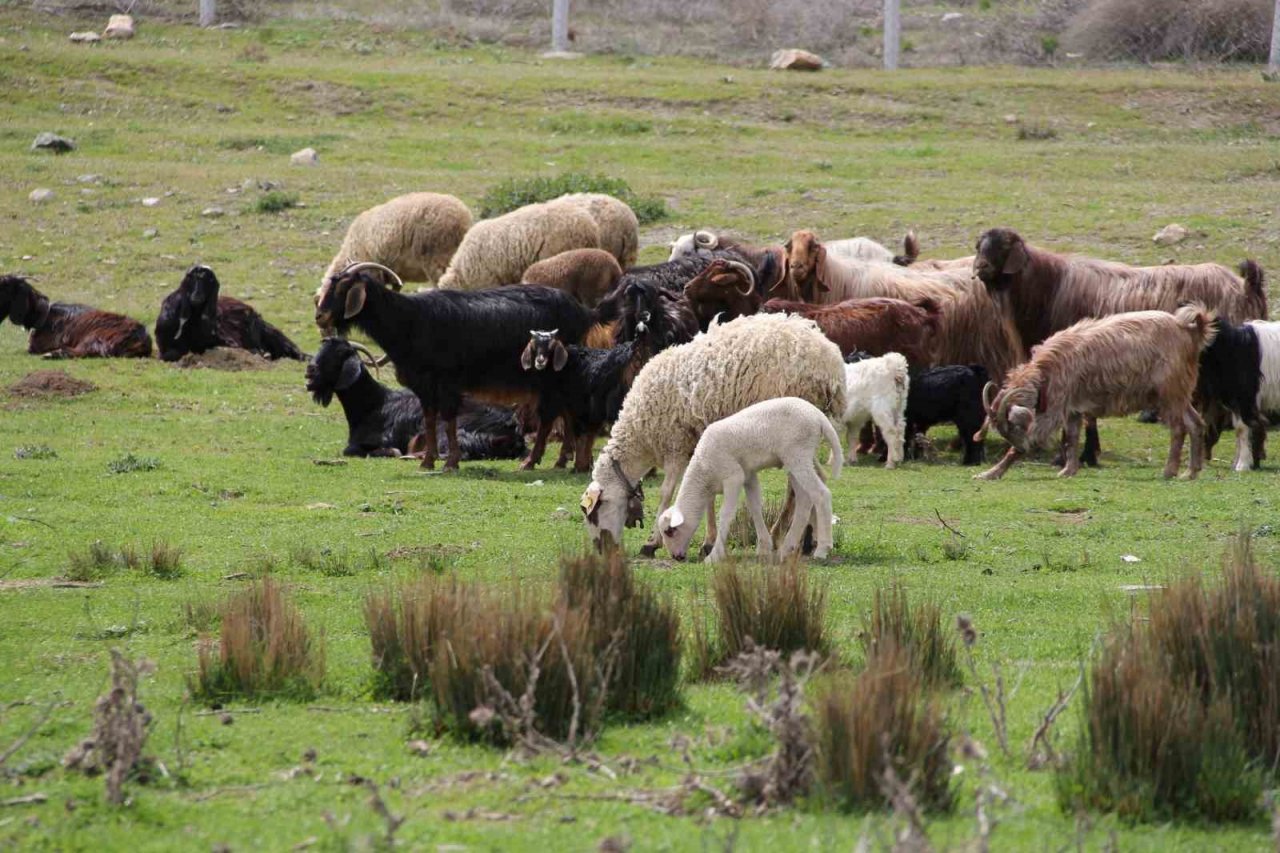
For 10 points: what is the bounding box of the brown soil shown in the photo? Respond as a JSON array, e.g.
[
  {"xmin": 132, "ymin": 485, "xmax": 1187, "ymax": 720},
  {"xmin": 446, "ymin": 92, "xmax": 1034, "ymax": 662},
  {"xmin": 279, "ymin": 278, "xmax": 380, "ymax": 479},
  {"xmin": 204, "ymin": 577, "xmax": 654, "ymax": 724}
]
[
  {"xmin": 8, "ymin": 370, "xmax": 97, "ymax": 398},
  {"xmin": 177, "ymin": 348, "xmax": 271, "ymax": 371}
]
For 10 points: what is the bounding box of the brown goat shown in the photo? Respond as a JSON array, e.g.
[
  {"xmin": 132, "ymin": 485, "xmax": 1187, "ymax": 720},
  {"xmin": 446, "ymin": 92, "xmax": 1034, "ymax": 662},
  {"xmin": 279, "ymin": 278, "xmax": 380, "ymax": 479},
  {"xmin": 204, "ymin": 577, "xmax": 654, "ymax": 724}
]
[
  {"xmin": 760, "ymin": 297, "xmax": 940, "ymax": 365},
  {"xmin": 521, "ymin": 248, "xmax": 623, "ymax": 309},
  {"xmin": 682, "ymin": 259, "xmax": 763, "ymax": 327},
  {"xmin": 976, "ymin": 305, "xmax": 1217, "ymax": 481},
  {"xmin": 783, "ymin": 230, "xmax": 1024, "ymax": 382},
  {"xmin": 1, "ymin": 276, "xmax": 152, "ymax": 358}
]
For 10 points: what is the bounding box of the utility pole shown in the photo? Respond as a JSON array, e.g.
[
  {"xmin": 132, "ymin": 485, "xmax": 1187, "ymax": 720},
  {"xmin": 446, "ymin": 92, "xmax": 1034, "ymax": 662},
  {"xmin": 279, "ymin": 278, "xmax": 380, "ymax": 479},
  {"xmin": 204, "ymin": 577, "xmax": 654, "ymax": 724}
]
[
  {"xmin": 551, "ymin": 0, "xmax": 569, "ymax": 54},
  {"xmin": 1270, "ymin": 0, "xmax": 1279, "ymax": 71},
  {"xmin": 884, "ymin": 0, "xmax": 900, "ymax": 70},
  {"xmin": 199, "ymin": 0, "xmax": 216, "ymax": 27}
]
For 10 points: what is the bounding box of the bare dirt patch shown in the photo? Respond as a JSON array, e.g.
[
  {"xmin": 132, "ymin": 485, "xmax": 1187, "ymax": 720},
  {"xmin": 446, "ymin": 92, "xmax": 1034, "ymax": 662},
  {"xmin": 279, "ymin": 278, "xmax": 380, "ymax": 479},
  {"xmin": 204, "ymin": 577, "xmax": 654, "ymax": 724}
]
[
  {"xmin": 275, "ymin": 79, "xmax": 372, "ymax": 117},
  {"xmin": 8, "ymin": 370, "xmax": 97, "ymax": 399},
  {"xmin": 177, "ymin": 348, "xmax": 271, "ymax": 371}
]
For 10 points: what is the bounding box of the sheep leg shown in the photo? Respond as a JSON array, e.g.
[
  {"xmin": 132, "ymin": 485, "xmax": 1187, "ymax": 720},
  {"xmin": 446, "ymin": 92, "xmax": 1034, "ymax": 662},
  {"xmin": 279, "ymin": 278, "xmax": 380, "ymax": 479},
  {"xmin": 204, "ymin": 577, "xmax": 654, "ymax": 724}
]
[
  {"xmin": 789, "ymin": 462, "xmax": 833, "ymax": 558},
  {"xmin": 770, "ymin": 485, "xmax": 796, "ymax": 552},
  {"xmin": 640, "ymin": 463, "xmax": 684, "ymax": 558},
  {"xmin": 1058, "ymin": 414, "xmax": 1083, "ymax": 478},
  {"xmin": 743, "ymin": 473, "xmax": 774, "ymax": 560},
  {"xmin": 874, "ymin": 404, "xmax": 904, "ymax": 469},
  {"xmin": 845, "ymin": 419, "xmax": 862, "ymax": 465},
  {"xmin": 443, "ymin": 417, "xmax": 462, "ymax": 471},
  {"xmin": 778, "ymin": 483, "xmax": 815, "ymax": 559},
  {"xmin": 974, "ymin": 446, "xmax": 1023, "ymax": 480},
  {"xmin": 1183, "ymin": 407, "xmax": 1206, "ymax": 480},
  {"xmin": 705, "ymin": 475, "xmax": 742, "ymax": 563},
  {"xmin": 1163, "ymin": 413, "xmax": 1187, "ymax": 479},
  {"xmin": 419, "ymin": 410, "xmax": 438, "ymax": 470},
  {"xmin": 1080, "ymin": 416, "xmax": 1101, "ymax": 467},
  {"xmin": 857, "ymin": 422, "xmax": 876, "ymax": 454}
]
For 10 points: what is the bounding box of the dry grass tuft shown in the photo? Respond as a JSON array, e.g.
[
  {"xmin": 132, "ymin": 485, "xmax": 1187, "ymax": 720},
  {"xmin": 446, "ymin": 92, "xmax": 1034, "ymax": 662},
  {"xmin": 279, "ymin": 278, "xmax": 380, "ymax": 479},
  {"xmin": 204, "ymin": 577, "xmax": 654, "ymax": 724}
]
[{"xmin": 860, "ymin": 581, "xmax": 960, "ymax": 688}]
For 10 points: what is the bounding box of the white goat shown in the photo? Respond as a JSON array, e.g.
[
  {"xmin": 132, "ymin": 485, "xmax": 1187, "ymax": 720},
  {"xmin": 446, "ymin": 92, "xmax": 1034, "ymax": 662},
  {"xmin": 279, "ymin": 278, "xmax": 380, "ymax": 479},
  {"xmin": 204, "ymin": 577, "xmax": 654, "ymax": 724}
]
[
  {"xmin": 656, "ymin": 397, "xmax": 842, "ymax": 562},
  {"xmin": 840, "ymin": 353, "xmax": 910, "ymax": 468}
]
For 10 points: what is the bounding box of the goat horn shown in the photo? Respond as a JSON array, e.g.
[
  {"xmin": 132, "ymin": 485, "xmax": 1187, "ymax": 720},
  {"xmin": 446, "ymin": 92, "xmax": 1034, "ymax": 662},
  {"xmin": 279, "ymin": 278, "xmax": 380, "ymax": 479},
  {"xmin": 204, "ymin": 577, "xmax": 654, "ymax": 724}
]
[
  {"xmin": 345, "ymin": 340, "xmax": 386, "ymax": 367},
  {"xmin": 721, "ymin": 260, "xmax": 755, "ymax": 296},
  {"xmin": 694, "ymin": 230, "xmax": 718, "ymax": 249},
  {"xmin": 981, "ymin": 381, "xmax": 999, "ymax": 415},
  {"xmin": 340, "ymin": 261, "xmax": 404, "ymax": 292}
]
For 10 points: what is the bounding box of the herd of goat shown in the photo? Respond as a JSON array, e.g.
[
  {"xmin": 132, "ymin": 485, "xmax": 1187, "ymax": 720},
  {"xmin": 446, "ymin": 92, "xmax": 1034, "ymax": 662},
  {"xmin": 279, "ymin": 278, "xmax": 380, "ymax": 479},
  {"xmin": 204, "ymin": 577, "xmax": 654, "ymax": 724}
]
[{"xmin": 2, "ymin": 187, "xmax": 1275, "ymax": 558}]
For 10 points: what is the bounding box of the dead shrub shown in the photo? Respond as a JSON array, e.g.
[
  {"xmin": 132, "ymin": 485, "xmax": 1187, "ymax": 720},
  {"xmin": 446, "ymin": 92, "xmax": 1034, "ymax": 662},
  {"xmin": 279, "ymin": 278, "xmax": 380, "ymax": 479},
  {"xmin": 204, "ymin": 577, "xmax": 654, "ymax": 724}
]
[
  {"xmin": 1059, "ymin": 533, "xmax": 1279, "ymax": 822},
  {"xmin": 1066, "ymin": 0, "xmax": 1271, "ymax": 62},
  {"xmin": 191, "ymin": 578, "xmax": 325, "ymax": 703},
  {"xmin": 691, "ymin": 560, "xmax": 829, "ymax": 677},
  {"xmin": 365, "ymin": 574, "xmax": 455, "ymax": 701},
  {"xmin": 813, "ymin": 642, "xmax": 955, "ymax": 813},
  {"xmin": 860, "ymin": 581, "xmax": 960, "ymax": 688},
  {"xmin": 62, "ymin": 650, "xmax": 156, "ymax": 805}
]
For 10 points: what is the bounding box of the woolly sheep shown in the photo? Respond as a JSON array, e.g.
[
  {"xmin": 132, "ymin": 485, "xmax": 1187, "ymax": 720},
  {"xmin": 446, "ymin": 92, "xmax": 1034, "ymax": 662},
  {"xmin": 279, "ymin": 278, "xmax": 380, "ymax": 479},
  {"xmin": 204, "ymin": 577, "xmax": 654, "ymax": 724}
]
[
  {"xmin": 437, "ymin": 200, "xmax": 601, "ymax": 291},
  {"xmin": 580, "ymin": 312, "xmax": 846, "ymax": 556},
  {"xmin": 657, "ymin": 397, "xmax": 843, "ymax": 562},
  {"xmin": 521, "ymin": 248, "xmax": 623, "ymax": 309},
  {"xmin": 839, "ymin": 353, "xmax": 910, "ymax": 468},
  {"xmin": 320, "ymin": 193, "xmax": 472, "ymax": 292},
  {"xmin": 552, "ymin": 193, "xmax": 639, "ymax": 269}
]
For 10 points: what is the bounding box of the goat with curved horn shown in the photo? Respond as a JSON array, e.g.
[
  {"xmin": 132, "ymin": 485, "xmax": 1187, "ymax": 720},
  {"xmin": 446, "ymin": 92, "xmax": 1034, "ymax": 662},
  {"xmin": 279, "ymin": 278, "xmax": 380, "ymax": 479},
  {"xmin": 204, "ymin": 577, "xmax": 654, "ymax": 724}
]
[{"xmin": 340, "ymin": 261, "xmax": 405, "ymax": 292}]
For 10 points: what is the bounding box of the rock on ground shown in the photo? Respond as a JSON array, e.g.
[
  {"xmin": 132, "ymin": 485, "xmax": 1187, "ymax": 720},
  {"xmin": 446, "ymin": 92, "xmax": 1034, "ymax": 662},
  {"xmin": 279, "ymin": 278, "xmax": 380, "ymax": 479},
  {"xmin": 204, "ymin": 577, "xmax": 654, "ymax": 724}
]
[
  {"xmin": 290, "ymin": 148, "xmax": 318, "ymax": 166},
  {"xmin": 103, "ymin": 15, "xmax": 134, "ymax": 39},
  {"xmin": 29, "ymin": 188, "xmax": 55, "ymax": 204},
  {"xmin": 769, "ymin": 49, "xmax": 824, "ymax": 71},
  {"xmin": 1153, "ymin": 223, "xmax": 1189, "ymax": 246}
]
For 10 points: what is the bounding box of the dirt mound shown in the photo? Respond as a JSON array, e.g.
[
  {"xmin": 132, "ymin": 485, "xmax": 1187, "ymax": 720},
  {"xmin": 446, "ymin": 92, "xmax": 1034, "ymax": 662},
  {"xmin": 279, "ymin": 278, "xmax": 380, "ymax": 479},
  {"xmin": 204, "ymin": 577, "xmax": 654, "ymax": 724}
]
[
  {"xmin": 177, "ymin": 348, "xmax": 270, "ymax": 371},
  {"xmin": 8, "ymin": 370, "xmax": 97, "ymax": 398}
]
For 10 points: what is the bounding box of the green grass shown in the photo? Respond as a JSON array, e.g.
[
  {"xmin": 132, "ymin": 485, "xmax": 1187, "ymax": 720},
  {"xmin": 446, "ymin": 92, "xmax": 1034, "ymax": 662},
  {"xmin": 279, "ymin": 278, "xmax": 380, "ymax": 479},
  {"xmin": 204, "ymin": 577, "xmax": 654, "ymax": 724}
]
[{"xmin": 1, "ymin": 8, "xmax": 1279, "ymax": 850}]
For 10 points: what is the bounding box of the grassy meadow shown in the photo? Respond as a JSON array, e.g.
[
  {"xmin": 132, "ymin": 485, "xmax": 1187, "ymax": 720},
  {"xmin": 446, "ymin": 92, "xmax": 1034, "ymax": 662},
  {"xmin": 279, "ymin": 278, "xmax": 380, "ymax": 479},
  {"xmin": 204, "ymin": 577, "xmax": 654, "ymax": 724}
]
[{"xmin": 1, "ymin": 8, "xmax": 1280, "ymax": 850}]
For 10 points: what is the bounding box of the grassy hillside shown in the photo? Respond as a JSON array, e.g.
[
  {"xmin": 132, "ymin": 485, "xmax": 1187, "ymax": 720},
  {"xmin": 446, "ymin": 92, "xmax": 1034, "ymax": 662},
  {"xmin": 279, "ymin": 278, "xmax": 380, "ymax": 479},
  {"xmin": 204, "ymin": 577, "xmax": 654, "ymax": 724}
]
[{"xmin": 1, "ymin": 8, "xmax": 1279, "ymax": 850}]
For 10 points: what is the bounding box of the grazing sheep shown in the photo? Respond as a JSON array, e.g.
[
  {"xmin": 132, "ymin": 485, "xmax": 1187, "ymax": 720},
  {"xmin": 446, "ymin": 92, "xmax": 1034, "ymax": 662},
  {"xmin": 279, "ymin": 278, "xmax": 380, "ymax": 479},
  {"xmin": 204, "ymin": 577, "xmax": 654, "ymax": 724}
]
[
  {"xmin": 319, "ymin": 193, "xmax": 472, "ymax": 292},
  {"xmin": 0, "ymin": 275, "xmax": 152, "ymax": 358},
  {"xmin": 156, "ymin": 265, "xmax": 303, "ymax": 362},
  {"xmin": 306, "ymin": 337, "xmax": 526, "ymax": 460},
  {"xmin": 1194, "ymin": 318, "xmax": 1280, "ymax": 471},
  {"xmin": 552, "ymin": 193, "xmax": 639, "ymax": 269},
  {"xmin": 657, "ymin": 397, "xmax": 842, "ymax": 562},
  {"xmin": 521, "ymin": 248, "xmax": 622, "ymax": 309},
  {"xmin": 315, "ymin": 263, "xmax": 594, "ymax": 470},
  {"xmin": 580, "ymin": 313, "xmax": 845, "ymax": 556},
  {"xmin": 837, "ymin": 353, "xmax": 909, "ymax": 468},
  {"xmin": 761, "ymin": 296, "xmax": 940, "ymax": 366},
  {"xmin": 973, "ymin": 226, "xmax": 1267, "ymax": 465},
  {"xmin": 784, "ymin": 230, "xmax": 1024, "ymax": 382},
  {"xmin": 436, "ymin": 200, "xmax": 601, "ymax": 291},
  {"xmin": 976, "ymin": 305, "xmax": 1216, "ymax": 481}
]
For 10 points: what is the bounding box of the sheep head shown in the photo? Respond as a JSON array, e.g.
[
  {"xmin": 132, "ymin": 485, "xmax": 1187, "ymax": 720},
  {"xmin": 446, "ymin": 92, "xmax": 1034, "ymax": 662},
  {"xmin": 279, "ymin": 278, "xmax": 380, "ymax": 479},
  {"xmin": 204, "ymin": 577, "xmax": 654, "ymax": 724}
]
[
  {"xmin": 315, "ymin": 262, "xmax": 402, "ymax": 335},
  {"xmin": 521, "ymin": 329, "xmax": 568, "ymax": 372},
  {"xmin": 667, "ymin": 230, "xmax": 720, "ymax": 262},
  {"xmin": 657, "ymin": 506, "xmax": 696, "ymax": 562},
  {"xmin": 783, "ymin": 230, "xmax": 829, "ymax": 300},
  {"xmin": 974, "ymin": 228, "xmax": 1029, "ymax": 291},
  {"xmin": 581, "ymin": 455, "xmax": 646, "ymax": 552},
  {"xmin": 0, "ymin": 276, "xmax": 51, "ymax": 330},
  {"xmin": 683, "ymin": 259, "xmax": 760, "ymax": 327}
]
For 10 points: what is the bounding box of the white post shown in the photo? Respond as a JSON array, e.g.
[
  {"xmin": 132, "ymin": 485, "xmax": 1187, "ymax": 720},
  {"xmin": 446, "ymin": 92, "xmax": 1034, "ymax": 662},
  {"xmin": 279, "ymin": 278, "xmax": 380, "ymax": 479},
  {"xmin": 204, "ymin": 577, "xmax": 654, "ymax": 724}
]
[
  {"xmin": 551, "ymin": 0, "xmax": 569, "ymax": 53},
  {"xmin": 199, "ymin": 0, "xmax": 216, "ymax": 27},
  {"xmin": 884, "ymin": 0, "xmax": 900, "ymax": 70},
  {"xmin": 1270, "ymin": 0, "xmax": 1280, "ymax": 70}
]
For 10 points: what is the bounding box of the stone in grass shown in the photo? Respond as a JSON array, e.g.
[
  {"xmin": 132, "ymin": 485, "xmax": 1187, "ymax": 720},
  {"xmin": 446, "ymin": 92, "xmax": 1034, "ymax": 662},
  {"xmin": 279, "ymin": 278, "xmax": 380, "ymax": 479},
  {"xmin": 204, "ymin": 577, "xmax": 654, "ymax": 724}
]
[
  {"xmin": 290, "ymin": 148, "xmax": 318, "ymax": 166},
  {"xmin": 31, "ymin": 132, "xmax": 75, "ymax": 154},
  {"xmin": 141, "ymin": 197, "xmax": 160, "ymax": 207},
  {"xmin": 29, "ymin": 188, "xmax": 55, "ymax": 204},
  {"xmin": 142, "ymin": 228, "xmax": 158, "ymax": 239},
  {"xmin": 1153, "ymin": 223, "xmax": 1188, "ymax": 246},
  {"xmin": 102, "ymin": 14, "xmax": 134, "ymax": 39},
  {"xmin": 69, "ymin": 32, "xmax": 101, "ymax": 44},
  {"xmin": 769, "ymin": 48, "xmax": 824, "ymax": 71},
  {"xmin": 201, "ymin": 207, "xmax": 226, "ymax": 218}
]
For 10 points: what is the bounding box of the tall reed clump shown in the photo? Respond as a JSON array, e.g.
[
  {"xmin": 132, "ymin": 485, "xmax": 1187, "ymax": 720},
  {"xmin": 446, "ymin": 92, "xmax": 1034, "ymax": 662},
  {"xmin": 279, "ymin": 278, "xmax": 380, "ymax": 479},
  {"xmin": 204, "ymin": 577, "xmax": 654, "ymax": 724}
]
[
  {"xmin": 860, "ymin": 580, "xmax": 960, "ymax": 688},
  {"xmin": 691, "ymin": 559, "xmax": 829, "ymax": 677},
  {"xmin": 557, "ymin": 550, "xmax": 682, "ymax": 720},
  {"xmin": 365, "ymin": 574, "xmax": 454, "ymax": 701},
  {"xmin": 812, "ymin": 641, "xmax": 955, "ymax": 813},
  {"xmin": 191, "ymin": 578, "xmax": 325, "ymax": 703},
  {"xmin": 1059, "ymin": 534, "xmax": 1280, "ymax": 822}
]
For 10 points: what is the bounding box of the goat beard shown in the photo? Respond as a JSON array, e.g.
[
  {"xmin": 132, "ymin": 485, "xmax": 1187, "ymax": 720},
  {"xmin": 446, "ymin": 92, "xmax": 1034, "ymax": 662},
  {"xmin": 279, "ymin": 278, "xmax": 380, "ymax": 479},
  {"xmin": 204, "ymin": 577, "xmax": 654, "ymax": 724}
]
[{"xmin": 311, "ymin": 389, "xmax": 334, "ymax": 407}]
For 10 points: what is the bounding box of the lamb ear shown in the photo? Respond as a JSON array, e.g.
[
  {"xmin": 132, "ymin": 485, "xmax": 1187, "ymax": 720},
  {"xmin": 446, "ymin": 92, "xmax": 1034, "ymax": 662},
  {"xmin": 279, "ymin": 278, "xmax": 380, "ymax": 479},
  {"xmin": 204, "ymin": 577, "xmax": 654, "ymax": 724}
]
[
  {"xmin": 336, "ymin": 355, "xmax": 363, "ymax": 390},
  {"xmin": 1004, "ymin": 240, "xmax": 1029, "ymax": 275},
  {"xmin": 552, "ymin": 340, "xmax": 569, "ymax": 372},
  {"xmin": 520, "ymin": 340, "xmax": 535, "ymax": 371},
  {"xmin": 343, "ymin": 281, "xmax": 367, "ymax": 319},
  {"xmin": 667, "ymin": 507, "xmax": 684, "ymax": 530}
]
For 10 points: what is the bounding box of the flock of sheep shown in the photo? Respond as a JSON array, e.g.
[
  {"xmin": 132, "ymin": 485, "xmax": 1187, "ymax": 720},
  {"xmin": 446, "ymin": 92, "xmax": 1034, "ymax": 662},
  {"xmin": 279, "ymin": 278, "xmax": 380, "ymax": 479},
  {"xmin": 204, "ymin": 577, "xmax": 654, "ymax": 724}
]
[{"xmin": 2, "ymin": 186, "xmax": 1274, "ymax": 561}]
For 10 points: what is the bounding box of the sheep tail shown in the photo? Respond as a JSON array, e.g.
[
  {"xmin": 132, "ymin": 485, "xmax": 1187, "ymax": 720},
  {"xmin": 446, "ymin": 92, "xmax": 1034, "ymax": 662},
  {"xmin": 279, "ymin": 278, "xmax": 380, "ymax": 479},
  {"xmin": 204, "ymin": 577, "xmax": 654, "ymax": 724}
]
[
  {"xmin": 1173, "ymin": 302, "xmax": 1218, "ymax": 352},
  {"xmin": 821, "ymin": 415, "xmax": 843, "ymax": 481}
]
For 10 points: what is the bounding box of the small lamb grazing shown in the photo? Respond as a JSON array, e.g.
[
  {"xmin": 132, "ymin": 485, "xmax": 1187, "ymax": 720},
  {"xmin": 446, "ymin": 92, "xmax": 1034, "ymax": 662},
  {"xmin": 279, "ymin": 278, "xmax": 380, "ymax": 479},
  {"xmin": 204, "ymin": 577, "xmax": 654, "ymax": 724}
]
[
  {"xmin": 657, "ymin": 397, "xmax": 842, "ymax": 562},
  {"xmin": 838, "ymin": 352, "xmax": 909, "ymax": 468}
]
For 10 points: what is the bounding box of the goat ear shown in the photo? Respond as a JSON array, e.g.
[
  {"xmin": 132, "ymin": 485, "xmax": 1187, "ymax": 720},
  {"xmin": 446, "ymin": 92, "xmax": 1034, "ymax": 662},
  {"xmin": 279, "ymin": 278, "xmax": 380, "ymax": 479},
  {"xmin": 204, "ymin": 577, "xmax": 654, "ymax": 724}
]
[
  {"xmin": 343, "ymin": 281, "xmax": 367, "ymax": 319},
  {"xmin": 552, "ymin": 340, "xmax": 569, "ymax": 372},
  {"xmin": 7, "ymin": 290, "xmax": 29, "ymax": 325},
  {"xmin": 783, "ymin": 237, "xmax": 793, "ymax": 255},
  {"xmin": 815, "ymin": 246, "xmax": 830, "ymax": 293},
  {"xmin": 335, "ymin": 355, "xmax": 363, "ymax": 390},
  {"xmin": 520, "ymin": 340, "xmax": 535, "ymax": 371},
  {"xmin": 30, "ymin": 295, "xmax": 50, "ymax": 328},
  {"xmin": 1003, "ymin": 240, "xmax": 1029, "ymax": 275}
]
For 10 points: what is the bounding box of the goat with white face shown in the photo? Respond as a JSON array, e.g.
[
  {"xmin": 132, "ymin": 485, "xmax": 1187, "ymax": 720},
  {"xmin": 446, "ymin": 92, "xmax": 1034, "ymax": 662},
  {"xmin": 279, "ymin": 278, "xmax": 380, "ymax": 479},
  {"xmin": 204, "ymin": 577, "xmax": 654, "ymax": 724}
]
[{"xmin": 656, "ymin": 397, "xmax": 842, "ymax": 562}]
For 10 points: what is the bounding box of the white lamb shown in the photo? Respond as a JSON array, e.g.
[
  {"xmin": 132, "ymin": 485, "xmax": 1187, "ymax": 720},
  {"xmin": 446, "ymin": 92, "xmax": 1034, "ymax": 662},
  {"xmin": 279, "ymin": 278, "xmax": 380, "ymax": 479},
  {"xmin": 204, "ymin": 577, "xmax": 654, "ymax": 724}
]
[
  {"xmin": 840, "ymin": 353, "xmax": 910, "ymax": 468},
  {"xmin": 657, "ymin": 397, "xmax": 843, "ymax": 562}
]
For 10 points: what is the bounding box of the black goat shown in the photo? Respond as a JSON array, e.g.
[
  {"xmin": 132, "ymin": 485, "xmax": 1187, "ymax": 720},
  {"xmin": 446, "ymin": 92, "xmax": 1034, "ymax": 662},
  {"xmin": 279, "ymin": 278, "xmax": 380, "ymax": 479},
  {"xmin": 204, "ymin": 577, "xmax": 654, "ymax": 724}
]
[
  {"xmin": 905, "ymin": 364, "xmax": 990, "ymax": 465},
  {"xmin": 1195, "ymin": 318, "xmax": 1277, "ymax": 470},
  {"xmin": 314, "ymin": 264, "xmax": 595, "ymax": 470},
  {"xmin": 306, "ymin": 338, "xmax": 526, "ymax": 460},
  {"xmin": 519, "ymin": 330, "xmax": 641, "ymax": 472},
  {"xmin": 0, "ymin": 275, "xmax": 152, "ymax": 358},
  {"xmin": 156, "ymin": 265, "xmax": 304, "ymax": 362}
]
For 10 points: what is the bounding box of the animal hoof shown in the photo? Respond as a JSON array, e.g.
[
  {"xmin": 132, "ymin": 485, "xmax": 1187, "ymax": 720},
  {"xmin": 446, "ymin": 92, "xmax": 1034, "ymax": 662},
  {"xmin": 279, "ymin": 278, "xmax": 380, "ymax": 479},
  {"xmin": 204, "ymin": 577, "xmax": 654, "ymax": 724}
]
[
  {"xmin": 518, "ymin": 459, "xmax": 536, "ymax": 471},
  {"xmin": 419, "ymin": 459, "xmax": 435, "ymax": 471},
  {"xmin": 573, "ymin": 465, "xmax": 590, "ymax": 475},
  {"xmin": 812, "ymin": 548, "xmax": 830, "ymax": 559},
  {"xmin": 638, "ymin": 544, "xmax": 658, "ymax": 559}
]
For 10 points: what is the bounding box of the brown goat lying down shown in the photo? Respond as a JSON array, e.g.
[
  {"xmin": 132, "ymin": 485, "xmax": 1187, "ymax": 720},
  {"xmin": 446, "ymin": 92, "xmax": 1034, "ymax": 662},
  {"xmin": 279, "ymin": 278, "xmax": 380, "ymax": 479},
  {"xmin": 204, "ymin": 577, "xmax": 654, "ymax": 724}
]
[
  {"xmin": 976, "ymin": 305, "xmax": 1217, "ymax": 481},
  {"xmin": 760, "ymin": 297, "xmax": 940, "ymax": 365},
  {"xmin": 784, "ymin": 230, "xmax": 1024, "ymax": 382},
  {"xmin": 0, "ymin": 275, "xmax": 152, "ymax": 358}
]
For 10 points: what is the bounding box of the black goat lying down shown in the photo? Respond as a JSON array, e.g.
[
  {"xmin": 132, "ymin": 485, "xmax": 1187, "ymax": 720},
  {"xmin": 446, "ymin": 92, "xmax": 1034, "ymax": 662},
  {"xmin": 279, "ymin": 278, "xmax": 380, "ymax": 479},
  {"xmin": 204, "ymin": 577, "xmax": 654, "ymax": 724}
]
[
  {"xmin": 306, "ymin": 338, "xmax": 526, "ymax": 460},
  {"xmin": 156, "ymin": 265, "xmax": 304, "ymax": 362},
  {"xmin": 0, "ymin": 275, "xmax": 152, "ymax": 358},
  {"xmin": 519, "ymin": 330, "xmax": 640, "ymax": 472},
  {"xmin": 314, "ymin": 263, "xmax": 595, "ymax": 470}
]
